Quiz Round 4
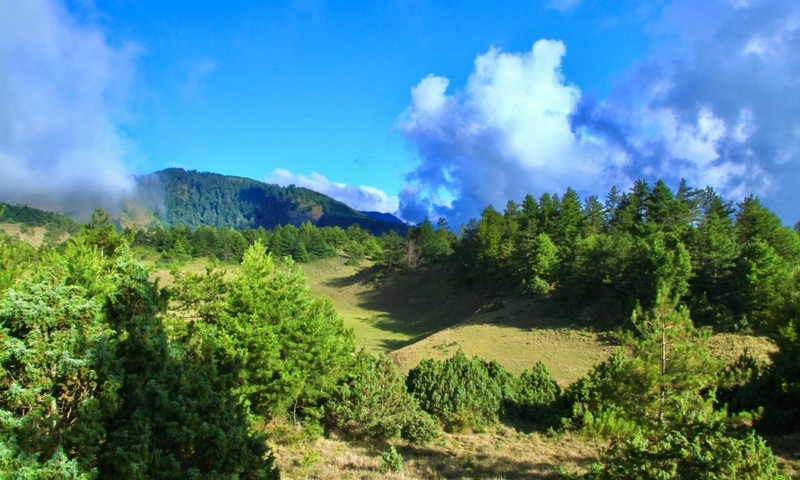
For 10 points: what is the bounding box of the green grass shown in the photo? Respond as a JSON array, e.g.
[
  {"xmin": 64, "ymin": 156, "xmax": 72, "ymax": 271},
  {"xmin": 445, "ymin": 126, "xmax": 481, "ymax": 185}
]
[{"xmin": 302, "ymin": 258, "xmax": 485, "ymax": 354}]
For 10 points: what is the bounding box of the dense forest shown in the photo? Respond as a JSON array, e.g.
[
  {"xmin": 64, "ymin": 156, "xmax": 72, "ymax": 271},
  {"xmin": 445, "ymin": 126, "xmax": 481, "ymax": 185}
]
[{"xmin": 1, "ymin": 178, "xmax": 799, "ymax": 478}]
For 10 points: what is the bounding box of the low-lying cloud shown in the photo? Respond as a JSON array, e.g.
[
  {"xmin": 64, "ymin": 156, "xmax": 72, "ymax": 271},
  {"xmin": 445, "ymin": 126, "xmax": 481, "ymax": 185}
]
[
  {"xmin": 398, "ymin": 0, "xmax": 800, "ymax": 225},
  {"xmin": 0, "ymin": 0, "xmax": 137, "ymax": 216},
  {"xmin": 266, "ymin": 169, "xmax": 400, "ymax": 215}
]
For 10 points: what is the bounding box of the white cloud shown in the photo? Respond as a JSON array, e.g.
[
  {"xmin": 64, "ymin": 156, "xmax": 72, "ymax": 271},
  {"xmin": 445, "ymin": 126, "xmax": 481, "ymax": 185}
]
[
  {"xmin": 0, "ymin": 0, "xmax": 137, "ymax": 216},
  {"xmin": 398, "ymin": 40, "xmax": 628, "ymax": 225},
  {"xmin": 266, "ymin": 169, "xmax": 400, "ymax": 215}
]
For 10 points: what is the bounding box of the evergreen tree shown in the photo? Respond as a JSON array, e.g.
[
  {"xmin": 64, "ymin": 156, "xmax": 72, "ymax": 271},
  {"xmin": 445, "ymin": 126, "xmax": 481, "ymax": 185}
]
[
  {"xmin": 582, "ymin": 195, "xmax": 606, "ymax": 235},
  {"xmin": 687, "ymin": 200, "xmax": 739, "ymax": 328},
  {"xmin": 171, "ymin": 241, "xmax": 355, "ymax": 420}
]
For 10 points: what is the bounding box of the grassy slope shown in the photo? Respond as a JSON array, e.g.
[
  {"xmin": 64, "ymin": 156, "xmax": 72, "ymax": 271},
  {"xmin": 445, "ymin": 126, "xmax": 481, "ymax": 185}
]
[
  {"xmin": 302, "ymin": 258, "xmax": 777, "ymax": 384},
  {"xmin": 0, "ymin": 222, "xmax": 48, "ymax": 248}
]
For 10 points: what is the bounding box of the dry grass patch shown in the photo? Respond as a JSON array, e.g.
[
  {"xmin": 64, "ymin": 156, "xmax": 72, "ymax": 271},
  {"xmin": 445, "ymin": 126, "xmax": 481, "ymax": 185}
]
[
  {"xmin": 272, "ymin": 426, "xmax": 602, "ymax": 479},
  {"xmin": 0, "ymin": 222, "xmax": 48, "ymax": 248},
  {"xmin": 763, "ymin": 432, "xmax": 800, "ymax": 478},
  {"xmin": 389, "ymin": 324, "xmax": 613, "ymax": 385},
  {"xmin": 706, "ymin": 332, "xmax": 777, "ymax": 365},
  {"xmin": 144, "ymin": 256, "xmax": 240, "ymax": 288}
]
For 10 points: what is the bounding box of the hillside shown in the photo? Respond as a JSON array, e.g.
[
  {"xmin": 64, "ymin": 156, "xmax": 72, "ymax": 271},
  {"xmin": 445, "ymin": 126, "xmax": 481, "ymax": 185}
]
[
  {"xmin": 301, "ymin": 258, "xmax": 777, "ymax": 384},
  {"xmin": 0, "ymin": 202, "xmax": 80, "ymax": 247},
  {"xmin": 127, "ymin": 168, "xmax": 407, "ymax": 235}
]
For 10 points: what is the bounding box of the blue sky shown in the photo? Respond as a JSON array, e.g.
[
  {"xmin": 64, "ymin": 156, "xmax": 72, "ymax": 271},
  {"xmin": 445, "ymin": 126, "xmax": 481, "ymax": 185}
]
[{"xmin": 2, "ymin": 0, "xmax": 800, "ymax": 226}]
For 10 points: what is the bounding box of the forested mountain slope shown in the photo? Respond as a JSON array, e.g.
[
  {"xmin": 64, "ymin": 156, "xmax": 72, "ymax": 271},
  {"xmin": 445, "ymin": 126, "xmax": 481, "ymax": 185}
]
[{"xmin": 129, "ymin": 168, "xmax": 406, "ymax": 235}]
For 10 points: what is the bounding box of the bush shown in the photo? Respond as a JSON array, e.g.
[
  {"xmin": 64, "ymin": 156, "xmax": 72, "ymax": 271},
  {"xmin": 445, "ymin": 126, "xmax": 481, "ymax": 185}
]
[
  {"xmin": 324, "ymin": 350, "xmax": 439, "ymax": 443},
  {"xmin": 406, "ymin": 350, "xmax": 503, "ymax": 432},
  {"xmin": 513, "ymin": 361, "xmax": 561, "ymax": 424},
  {"xmin": 561, "ymin": 348, "xmax": 632, "ymax": 432},
  {"xmin": 581, "ymin": 413, "xmax": 787, "ymax": 479}
]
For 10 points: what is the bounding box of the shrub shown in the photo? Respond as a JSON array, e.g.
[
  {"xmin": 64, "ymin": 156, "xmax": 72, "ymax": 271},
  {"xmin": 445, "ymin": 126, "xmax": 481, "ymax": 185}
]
[
  {"xmin": 513, "ymin": 361, "xmax": 561, "ymax": 423},
  {"xmin": 324, "ymin": 350, "xmax": 439, "ymax": 443},
  {"xmin": 406, "ymin": 350, "xmax": 503, "ymax": 432},
  {"xmin": 561, "ymin": 348, "xmax": 631, "ymax": 431},
  {"xmin": 581, "ymin": 413, "xmax": 787, "ymax": 479},
  {"xmin": 380, "ymin": 446, "xmax": 403, "ymax": 473}
]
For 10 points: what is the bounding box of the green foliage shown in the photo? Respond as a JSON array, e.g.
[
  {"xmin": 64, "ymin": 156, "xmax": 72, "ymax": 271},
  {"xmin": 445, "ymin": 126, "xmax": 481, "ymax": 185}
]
[
  {"xmin": 406, "ymin": 350, "xmax": 503, "ymax": 432},
  {"xmin": 0, "ymin": 266, "xmax": 113, "ymax": 476},
  {"xmin": 0, "ymin": 202, "xmax": 80, "ymax": 237},
  {"xmin": 380, "ymin": 445, "xmax": 403, "ymax": 473},
  {"xmin": 323, "ymin": 350, "xmax": 439, "ymax": 443},
  {"xmin": 449, "ymin": 178, "xmax": 800, "ymax": 334},
  {"xmin": 732, "ymin": 320, "xmax": 800, "ymax": 434},
  {"xmin": 0, "ymin": 233, "xmax": 36, "ymax": 293},
  {"xmin": 171, "ymin": 240, "xmax": 356, "ymax": 420},
  {"xmin": 0, "ymin": 236, "xmax": 278, "ymax": 478},
  {"xmin": 562, "ymin": 349, "xmax": 634, "ymax": 433},
  {"xmin": 520, "ymin": 233, "xmax": 558, "ymax": 296},
  {"xmin": 561, "ymin": 288, "xmax": 786, "ymax": 479},
  {"xmin": 98, "ymin": 253, "xmax": 278, "ymax": 479},
  {"xmin": 625, "ymin": 286, "xmax": 719, "ymax": 425},
  {"xmin": 513, "ymin": 362, "xmax": 561, "ymax": 423},
  {"xmin": 581, "ymin": 412, "xmax": 786, "ymax": 479},
  {"xmin": 562, "ymin": 287, "xmax": 720, "ymax": 435}
]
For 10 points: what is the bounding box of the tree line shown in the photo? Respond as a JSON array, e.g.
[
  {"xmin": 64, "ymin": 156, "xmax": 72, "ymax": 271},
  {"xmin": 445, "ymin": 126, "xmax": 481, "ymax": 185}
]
[{"xmin": 446, "ymin": 180, "xmax": 800, "ymax": 335}]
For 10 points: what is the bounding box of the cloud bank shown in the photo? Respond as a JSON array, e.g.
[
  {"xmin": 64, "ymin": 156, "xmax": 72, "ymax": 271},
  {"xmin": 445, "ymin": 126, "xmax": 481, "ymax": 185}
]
[
  {"xmin": 266, "ymin": 169, "xmax": 400, "ymax": 215},
  {"xmin": 399, "ymin": 0, "xmax": 800, "ymax": 225},
  {"xmin": 0, "ymin": 0, "xmax": 137, "ymax": 216}
]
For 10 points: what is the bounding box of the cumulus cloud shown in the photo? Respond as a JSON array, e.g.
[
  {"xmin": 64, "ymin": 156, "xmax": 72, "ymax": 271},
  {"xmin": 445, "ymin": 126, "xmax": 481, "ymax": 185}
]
[
  {"xmin": 266, "ymin": 169, "xmax": 401, "ymax": 215},
  {"xmin": 398, "ymin": 40, "xmax": 628, "ymax": 225},
  {"xmin": 0, "ymin": 0, "xmax": 137, "ymax": 216},
  {"xmin": 573, "ymin": 0, "xmax": 800, "ymax": 221}
]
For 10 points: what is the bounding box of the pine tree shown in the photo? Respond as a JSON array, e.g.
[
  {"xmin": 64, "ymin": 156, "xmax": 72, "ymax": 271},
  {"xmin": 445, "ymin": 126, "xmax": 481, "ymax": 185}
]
[{"xmin": 627, "ymin": 286, "xmax": 719, "ymax": 425}]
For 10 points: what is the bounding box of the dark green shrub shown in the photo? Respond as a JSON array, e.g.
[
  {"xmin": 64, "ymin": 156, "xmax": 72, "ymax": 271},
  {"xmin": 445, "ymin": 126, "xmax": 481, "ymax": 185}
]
[
  {"xmin": 406, "ymin": 350, "xmax": 503, "ymax": 432},
  {"xmin": 486, "ymin": 359, "xmax": 517, "ymax": 415},
  {"xmin": 401, "ymin": 408, "xmax": 440, "ymax": 444},
  {"xmin": 324, "ymin": 350, "xmax": 439, "ymax": 443},
  {"xmin": 731, "ymin": 321, "xmax": 800, "ymax": 434},
  {"xmin": 514, "ymin": 361, "xmax": 561, "ymax": 423}
]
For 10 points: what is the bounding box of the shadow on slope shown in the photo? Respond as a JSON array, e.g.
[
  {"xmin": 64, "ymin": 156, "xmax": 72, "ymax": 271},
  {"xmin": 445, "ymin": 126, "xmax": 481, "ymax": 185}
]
[{"xmin": 322, "ymin": 261, "xmax": 485, "ymax": 339}]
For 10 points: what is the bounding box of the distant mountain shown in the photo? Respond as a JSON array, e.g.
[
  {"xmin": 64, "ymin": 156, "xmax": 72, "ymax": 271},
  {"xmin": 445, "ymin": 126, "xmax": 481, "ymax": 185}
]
[
  {"xmin": 126, "ymin": 168, "xmax": 407, "ymax": 235},
  {"xmin": 359, "ymin": 211, "xmax": 406, "ymax": 226}
]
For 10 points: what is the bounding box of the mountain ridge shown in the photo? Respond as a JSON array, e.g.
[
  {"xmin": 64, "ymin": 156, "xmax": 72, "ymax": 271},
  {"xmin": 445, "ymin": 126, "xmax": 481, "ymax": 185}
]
[{"xmin": 125, "ymin": 168, "xmax": 407, "ymax": 235}]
